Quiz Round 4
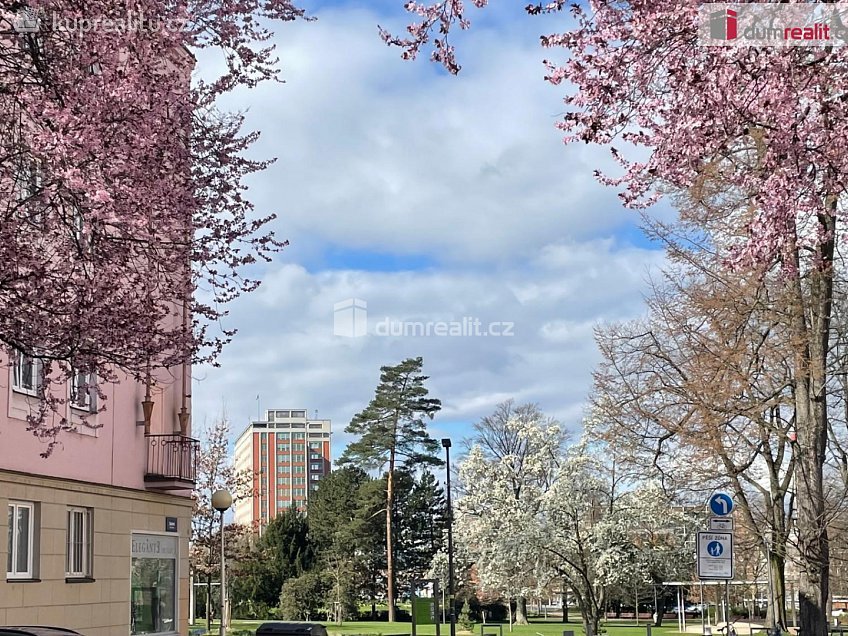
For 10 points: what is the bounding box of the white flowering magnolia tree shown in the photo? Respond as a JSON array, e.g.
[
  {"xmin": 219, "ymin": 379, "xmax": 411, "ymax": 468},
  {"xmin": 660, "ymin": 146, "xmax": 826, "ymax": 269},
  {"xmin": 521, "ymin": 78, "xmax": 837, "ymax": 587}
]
[
  {"xmin": 455, "ymin": 407, "xmax": 696, "ymax": 634},
  {"xmin": 455, "ymin": 402, "xmax": 564, "ymax": 625}
]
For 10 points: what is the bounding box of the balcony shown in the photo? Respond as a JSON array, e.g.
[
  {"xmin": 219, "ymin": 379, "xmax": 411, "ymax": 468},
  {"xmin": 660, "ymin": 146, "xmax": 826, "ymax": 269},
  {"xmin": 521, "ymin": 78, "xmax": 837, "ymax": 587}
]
[{"xmin": 144, "ymin": 434, "xmax": 199, "ymax": 491}]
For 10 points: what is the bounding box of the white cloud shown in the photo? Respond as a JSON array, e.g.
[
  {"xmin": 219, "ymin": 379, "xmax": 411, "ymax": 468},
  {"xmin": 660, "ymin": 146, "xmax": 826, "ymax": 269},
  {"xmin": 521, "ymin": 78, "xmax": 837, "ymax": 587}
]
[
  {"xmin": 191, "ymin": 5, "xmax": 668, "ymax": 458},
  {"xmin": 216, "ymin": 6, "xmax": 636, "ymax": 265},
  {"xmin": 192, "ymin": 240, "xmax": 664, "ymax": 458}
]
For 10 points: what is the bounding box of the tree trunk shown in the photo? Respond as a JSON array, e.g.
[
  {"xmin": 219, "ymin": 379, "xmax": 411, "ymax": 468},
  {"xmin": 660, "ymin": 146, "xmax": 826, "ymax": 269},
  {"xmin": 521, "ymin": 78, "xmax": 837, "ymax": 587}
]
[
  {"xmin": 563, "ymin": 588, "xmax": 569, "ymax": 623},
  {"xmin": 786, "ymin": 219, "xmax": 833, "ymax": 636},
  {"xmin": 507, "ymin": 599, "xmax": 513, "ymax": 632},
  {"xmin": 207, "ymin": 572, "xmax": 212, "ymax": 632},
  {"xmin": 654, "ymin": 594, "xmax": 665, "ymax": 627},
  {"xmin": 387, "ymin": 447, "xmax": 396, "ymax": 623},
  {"xmin": 580, "ymin": 607, "xmax": 600, "ymax": 636},
  {"xmin": 514, "ymin": 596, "xmax": 529, "ymax": 625},
  {"xmin": 767, "ymin": 551, "xmax": 788, "ymax": 629}
]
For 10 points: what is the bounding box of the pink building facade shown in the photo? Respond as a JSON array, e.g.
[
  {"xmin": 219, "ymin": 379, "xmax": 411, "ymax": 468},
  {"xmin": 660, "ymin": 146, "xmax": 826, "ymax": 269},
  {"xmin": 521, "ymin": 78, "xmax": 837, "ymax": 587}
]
[
  {"xmin": 0, "ymin": 10, "xmax": 199, "ymax": 634},
  {"xmin": 0, "ymin": 360, "xmax": 197, "ymax": 636}
]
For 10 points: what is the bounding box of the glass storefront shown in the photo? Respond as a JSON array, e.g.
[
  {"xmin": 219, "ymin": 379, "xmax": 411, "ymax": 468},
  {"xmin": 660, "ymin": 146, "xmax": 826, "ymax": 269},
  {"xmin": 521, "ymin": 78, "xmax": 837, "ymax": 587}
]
[{"xmin": 131, "ymin": 534, "xmax": 178, "ymax": 635}]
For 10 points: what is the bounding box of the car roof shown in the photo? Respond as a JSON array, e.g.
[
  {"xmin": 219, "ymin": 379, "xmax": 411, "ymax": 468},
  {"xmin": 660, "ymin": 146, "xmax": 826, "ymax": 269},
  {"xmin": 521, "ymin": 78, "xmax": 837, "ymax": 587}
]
[{"xmin": 0, "ymin": 628, "xmax": 83, "ymax": 636}]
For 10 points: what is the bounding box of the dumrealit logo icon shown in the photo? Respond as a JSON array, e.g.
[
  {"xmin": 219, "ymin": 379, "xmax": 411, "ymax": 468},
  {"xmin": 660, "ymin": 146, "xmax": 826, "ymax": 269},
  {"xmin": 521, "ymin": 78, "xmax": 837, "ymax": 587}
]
[
  {"xmin": 709, "ymin": 7, "xmax": 737, "ymax": 40},
  {"xmin": 333, "ymin": 298, "xmax": 367, "ymax": 338}
]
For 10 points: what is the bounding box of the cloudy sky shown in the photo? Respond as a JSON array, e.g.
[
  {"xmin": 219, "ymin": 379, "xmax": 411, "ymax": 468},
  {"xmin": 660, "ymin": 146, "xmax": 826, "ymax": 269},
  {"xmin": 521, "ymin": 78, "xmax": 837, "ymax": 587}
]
[{"xmin": 191, "ymin": 0, "xmax": 671, "ymax": 457}]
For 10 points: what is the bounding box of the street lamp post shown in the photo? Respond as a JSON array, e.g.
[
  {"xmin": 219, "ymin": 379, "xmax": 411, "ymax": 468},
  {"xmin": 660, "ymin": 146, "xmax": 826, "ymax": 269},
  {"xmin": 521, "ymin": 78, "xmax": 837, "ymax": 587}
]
[
  {"xmin": 441, "ymin": 438, "xmax": 456, "ymax": 636},
  {"xmin": 211, "ymin": 489, "xmax": 233, "ymax": 636}
]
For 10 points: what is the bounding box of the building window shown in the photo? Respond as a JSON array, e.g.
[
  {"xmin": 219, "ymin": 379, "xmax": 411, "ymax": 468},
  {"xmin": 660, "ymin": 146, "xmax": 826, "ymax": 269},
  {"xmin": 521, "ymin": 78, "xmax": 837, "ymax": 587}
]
[
  {"xmin": 131, "ymin": 534, "xmax": 177, "ymax": 636},
  {"xmin": 14, "ymin": 159, "xmax": 44, "ymax": 225},
  {"xmin": 12, "ymin": 351, "xmax": 41, "ymax": 396},
  {"xmin": 70, "ymin": 370, "xmax": 96, "ymax": 412},
  {"xmin": 276, "ymin": 410, "xmax": 290, "ymax": 419},
  {"xmin": 66, "ymin": 507, "xmax": 93, "ymax": 578},
  {"xmin": 292, "ymin": 410, "xmax": 306, "ymax": 418},
  {"xmin": 310, "ymin": 463, "xmax": 323, "ymax": 471},
  {"xmin": 7, "ymin": 501, "xmax": 36, "ymax": 580}
]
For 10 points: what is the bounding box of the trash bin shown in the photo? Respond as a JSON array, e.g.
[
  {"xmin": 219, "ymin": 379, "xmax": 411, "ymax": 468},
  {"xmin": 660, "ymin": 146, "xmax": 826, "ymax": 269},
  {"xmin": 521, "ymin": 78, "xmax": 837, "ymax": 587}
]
[{"xmin": 256, "ymin": 622, "xmax": 329, "ymax": 636}]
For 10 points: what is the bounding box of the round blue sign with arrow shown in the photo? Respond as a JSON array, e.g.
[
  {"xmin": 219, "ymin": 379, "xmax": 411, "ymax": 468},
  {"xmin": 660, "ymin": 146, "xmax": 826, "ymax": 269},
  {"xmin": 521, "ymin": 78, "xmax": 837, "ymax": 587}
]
[{"xmin": 708, "ymin": 492, "xmax": 734, "ymax": 517}]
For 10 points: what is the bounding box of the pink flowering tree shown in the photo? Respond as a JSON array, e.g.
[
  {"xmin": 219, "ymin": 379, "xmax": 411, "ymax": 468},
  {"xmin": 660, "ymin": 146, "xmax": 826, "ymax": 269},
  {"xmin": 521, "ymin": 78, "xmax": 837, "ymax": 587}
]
[
  {"xmin": 384, "ymin": 2, "xmax": 848, "ymax": 634},
  {"xmin": 0, "ymin": 1, "xmax": 305, "ymax": 441}
]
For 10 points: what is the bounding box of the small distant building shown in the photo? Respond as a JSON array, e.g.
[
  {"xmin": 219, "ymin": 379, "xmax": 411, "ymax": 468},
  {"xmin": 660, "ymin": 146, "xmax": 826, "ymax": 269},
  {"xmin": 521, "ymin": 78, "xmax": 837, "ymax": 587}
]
[{"xmin": 233, "ymin": 409, "xmax": 331, "ymax": 527}]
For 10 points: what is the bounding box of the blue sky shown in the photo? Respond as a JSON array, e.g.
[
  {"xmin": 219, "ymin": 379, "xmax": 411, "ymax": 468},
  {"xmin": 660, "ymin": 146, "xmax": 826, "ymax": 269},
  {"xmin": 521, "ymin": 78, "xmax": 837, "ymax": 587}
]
[{"xmin": 190, "ymin": 0, "xmax": 671, "ymax": 460}]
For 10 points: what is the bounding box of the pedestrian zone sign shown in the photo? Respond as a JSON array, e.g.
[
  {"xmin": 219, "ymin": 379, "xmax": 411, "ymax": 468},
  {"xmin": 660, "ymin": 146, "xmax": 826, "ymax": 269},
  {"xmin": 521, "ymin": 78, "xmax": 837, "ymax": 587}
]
[{"xmin": 696, "ymin": 531, "xmax": 733, "ymax": 580}]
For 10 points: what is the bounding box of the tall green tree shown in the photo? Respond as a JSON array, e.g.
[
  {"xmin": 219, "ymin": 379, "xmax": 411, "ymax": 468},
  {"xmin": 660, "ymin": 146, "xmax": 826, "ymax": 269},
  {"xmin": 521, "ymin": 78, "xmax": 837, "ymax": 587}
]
[
  {"xmin": 230, "ymin": 508, "xmax": 314, "ymax": 614},
  {"xmin": 394, "ymin": 469, "xmax": 447, "ymax": 594},
  {"xmin": 340, "ymin": 356, "xmax": 443, "ymax": 621},
  {"xmin": 308, "ymin": 467, "xmax": 385, "ymax": 622}
]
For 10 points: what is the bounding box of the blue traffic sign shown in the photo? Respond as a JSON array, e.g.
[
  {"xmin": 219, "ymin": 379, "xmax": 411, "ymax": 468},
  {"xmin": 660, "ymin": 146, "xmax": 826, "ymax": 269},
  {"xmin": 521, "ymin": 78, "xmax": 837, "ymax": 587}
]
[
  {"xmin": 707, "ymin": 541, "xmax": 723, "ymax": 557},
  {"xmin": 709, "ymin": 492, "xmax": 734, "ymax": 517}
]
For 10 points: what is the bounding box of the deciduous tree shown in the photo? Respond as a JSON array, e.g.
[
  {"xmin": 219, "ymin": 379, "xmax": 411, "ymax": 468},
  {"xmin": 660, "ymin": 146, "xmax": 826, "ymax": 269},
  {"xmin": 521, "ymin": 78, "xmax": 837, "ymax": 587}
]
[
  {"xmin": 461, "ymin": 400, "xmax": 564, "ymax": 624},
  {"xmin": 385, "ymin": 4, "xmax": 848, "ymax": 632},
  {"xmin": 0, "ymin": 0, "xmax": 306, "ymax": 443},
  {"xmin": 191, "ymin": 412, "xmax": 251, "ymax": 630}
]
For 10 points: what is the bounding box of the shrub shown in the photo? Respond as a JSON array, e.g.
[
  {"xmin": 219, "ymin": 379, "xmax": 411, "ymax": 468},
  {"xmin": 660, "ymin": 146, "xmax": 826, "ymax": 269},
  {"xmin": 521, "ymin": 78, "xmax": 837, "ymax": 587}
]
[{"xmin": 459, "ymin": 600, "xmax": 474, "ymax": 632}]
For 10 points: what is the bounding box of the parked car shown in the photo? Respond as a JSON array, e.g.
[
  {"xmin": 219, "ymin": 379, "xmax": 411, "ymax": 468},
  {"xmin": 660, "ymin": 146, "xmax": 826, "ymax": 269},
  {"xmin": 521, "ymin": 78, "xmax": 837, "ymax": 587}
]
[
  {"xmin": 256, "ymin": 623, "xmax": 329, "ymax": 636},
  {"xmin": 0, "ymin": 629, "xmax": 84, "ymax": 636}
]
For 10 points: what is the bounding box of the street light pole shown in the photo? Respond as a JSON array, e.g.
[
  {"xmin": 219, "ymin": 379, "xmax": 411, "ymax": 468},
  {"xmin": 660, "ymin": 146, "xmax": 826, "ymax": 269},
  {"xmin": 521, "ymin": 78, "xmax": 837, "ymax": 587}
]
[
  {"xmin": 211, "ymin": 489, "xmax": 233, "ymax": 636},
  {"xmin": 442, "ymin": 438, "xmax": 456, "ymax": 636}
]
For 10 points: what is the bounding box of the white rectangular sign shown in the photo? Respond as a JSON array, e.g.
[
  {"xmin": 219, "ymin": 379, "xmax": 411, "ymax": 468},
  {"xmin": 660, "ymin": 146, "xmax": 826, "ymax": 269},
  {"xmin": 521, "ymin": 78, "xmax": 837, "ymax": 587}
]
[
  {"xmin": 709, "ymin": 517, "xmax": 734, "ymax": 531},
  {"xmin": 697, "ymin": 531, "xmax": 733, "ymax": 579}
]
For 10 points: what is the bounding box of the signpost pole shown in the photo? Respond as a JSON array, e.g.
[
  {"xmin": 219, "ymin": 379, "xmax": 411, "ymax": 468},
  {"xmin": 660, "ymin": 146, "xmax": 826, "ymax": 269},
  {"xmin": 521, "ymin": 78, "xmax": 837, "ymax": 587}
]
[
  {"xmin": 412, "ymin": 586, "xmax": 418, "ymax": 636},
  {"xmin": 724, "ymin": 581, "xmax": 730, "ymax": 627}
]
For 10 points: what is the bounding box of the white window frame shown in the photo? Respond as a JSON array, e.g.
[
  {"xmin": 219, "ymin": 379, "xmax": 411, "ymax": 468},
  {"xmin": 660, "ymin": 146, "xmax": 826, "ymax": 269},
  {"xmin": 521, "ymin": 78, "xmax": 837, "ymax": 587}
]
[
  {"xmin": 14, "ymin": 159, "xmax": 44, "ymax": 226},
  {"xmin": 70, "ymin": 368, "xmax": 96, "ymax": 412},
  {"xmin": 12, "ymin": 350, "xmax": 41, "ymax": 397},
  {"xmin": 7, "ymin": 501, "xmax": 35, "ymax": 580},
  {"xmin": 66, "ymin": 507, "xmax": 93, "ymax": 578}
]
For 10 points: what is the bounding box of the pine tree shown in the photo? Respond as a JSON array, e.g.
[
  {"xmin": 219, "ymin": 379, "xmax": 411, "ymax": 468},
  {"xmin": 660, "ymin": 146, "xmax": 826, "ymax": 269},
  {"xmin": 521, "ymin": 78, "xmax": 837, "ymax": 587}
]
[
  {"xmin": 395, "ymin": 469, "xmax": 447, "ymax": 593},
  {"xmin": 340, "ymin": 357, "xmax": 442, "ymax": 622}
]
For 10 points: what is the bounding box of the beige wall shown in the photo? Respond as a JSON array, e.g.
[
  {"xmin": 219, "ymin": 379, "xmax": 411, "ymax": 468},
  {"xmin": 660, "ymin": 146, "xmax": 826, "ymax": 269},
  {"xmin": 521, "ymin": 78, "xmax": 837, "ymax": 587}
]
[{"xmin": 0, "ymin": 470, "xmax": 192, "ymax": 636}]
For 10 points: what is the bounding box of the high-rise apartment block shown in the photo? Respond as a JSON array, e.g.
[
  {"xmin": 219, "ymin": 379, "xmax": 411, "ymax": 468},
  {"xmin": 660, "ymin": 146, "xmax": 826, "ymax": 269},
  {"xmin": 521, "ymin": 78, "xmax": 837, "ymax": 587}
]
[{"xmin": 233, "ymin": 409, "xmax": 331, "ymax": 527}]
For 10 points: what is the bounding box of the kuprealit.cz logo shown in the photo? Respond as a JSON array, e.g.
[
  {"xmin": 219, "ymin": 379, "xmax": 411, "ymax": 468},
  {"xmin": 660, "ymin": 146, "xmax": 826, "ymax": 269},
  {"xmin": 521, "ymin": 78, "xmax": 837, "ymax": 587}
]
[{"xmin": 710, "ymin": 8, "xmax": 738, "ymax": 40}]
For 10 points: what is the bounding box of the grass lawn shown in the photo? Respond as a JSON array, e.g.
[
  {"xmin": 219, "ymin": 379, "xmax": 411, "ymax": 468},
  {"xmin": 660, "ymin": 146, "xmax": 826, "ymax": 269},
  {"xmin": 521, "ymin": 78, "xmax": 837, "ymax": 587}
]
[{"xmin": 194, "ymin": 618, "xmax": 691, "ymax": 636}]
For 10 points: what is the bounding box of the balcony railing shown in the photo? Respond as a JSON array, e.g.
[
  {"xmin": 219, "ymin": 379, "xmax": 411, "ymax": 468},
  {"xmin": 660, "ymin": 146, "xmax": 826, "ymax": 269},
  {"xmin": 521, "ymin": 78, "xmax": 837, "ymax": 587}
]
[{"xmin": 144, "ymin": 434, "xmax": 199, "ymax": 490}]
